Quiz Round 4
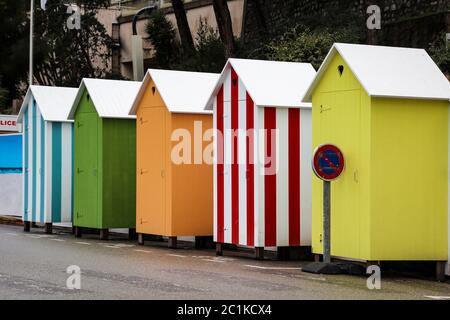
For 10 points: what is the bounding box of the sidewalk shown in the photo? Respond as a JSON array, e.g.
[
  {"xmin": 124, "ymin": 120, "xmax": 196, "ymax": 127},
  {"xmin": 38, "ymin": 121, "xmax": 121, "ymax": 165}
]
[{"xmin": 0, "ymin": 215, "xmax": 22, "ymax": 226}]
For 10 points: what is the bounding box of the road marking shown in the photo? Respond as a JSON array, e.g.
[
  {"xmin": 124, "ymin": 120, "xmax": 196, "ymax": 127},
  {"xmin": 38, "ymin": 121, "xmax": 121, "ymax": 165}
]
[
  {"xmin": 97, "ymin": 243, "xmax": 119, "ymax": 248},
  {"xmin": 75, "ymin": 242, "xmax": 91, "ymax": 246},
  {"xmin": 49, "ymin": 239, "xmax": 65, "ymax": 242},
  {"xmin": 112, "ymin": 244, "xmax": 135, "ymax": 248},
  {"xmin": 202, "ymin": 259, "xmax": 226, "ymax": 263},
  {"xmin": 293, "ymin": 274, "xmax": 327, "ymax": 281},
  {"xmin": 167, "ymin": 254, "xmax": 187, "ymax": 258},
  {"xmin": 134, "ymin": 249, "xmax": 152, "ymax": 254},
  {"xmin": 192, "ymin": 255, "xmax": 235, "ymax": 262},
  {"xmin": 424, "ymin": 296, "xmax": 450, "ymax": 300},
  {"xmin": 6, "ymin": 233, "xmax": 19, "ymax": 236},
  {"xmin": 25, "ymin": 235, "xmax": 47, "ymax": 239},
  {"xmin": 244, "ymin": 265, "xmax": 303, "ymax": 270}
]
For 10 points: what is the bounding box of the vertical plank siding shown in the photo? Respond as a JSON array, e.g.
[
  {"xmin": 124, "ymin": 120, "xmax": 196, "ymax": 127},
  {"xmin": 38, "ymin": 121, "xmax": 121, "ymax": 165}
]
[
  {"xmin": 214, "ymin": 68, "xmax": 312, "ymax": 248},
  {"xmin": 22, "ymin": 98, "xmax": 73, "ymax": 223}
]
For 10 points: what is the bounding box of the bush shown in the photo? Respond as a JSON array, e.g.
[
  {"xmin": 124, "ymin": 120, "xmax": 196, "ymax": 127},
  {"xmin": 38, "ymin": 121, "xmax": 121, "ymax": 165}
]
[
  {"xmin": 146, "ymin": 14, "xmax": 226, "ymax": 73},
  {"xmin": 146, "ymin": 10, "xmax": 180, "ymax": 69},
  {"xmin": 185, "ymin": 18, "xmax": 226, "ymax": 73},
  {"xmin": 0, "ymin": 86, "xmax": 8, "ymax": 111},
  {"xmin": 0, "ymin": 75, "xmax": 9, "ymax": 113},
  {"xmin": 429, "ymin": 33, "xmax": 450, "ymax": 78},
  {"xmin": 267, "ymin": 25, "xmax": 360, "ymax": 70}
]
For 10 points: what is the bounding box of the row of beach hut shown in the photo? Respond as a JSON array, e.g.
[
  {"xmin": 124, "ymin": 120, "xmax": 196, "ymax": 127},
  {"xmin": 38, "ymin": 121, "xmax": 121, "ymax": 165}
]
[{"xmin": 17, "ymin": 43, "xmax": 450, "ymax": 277}]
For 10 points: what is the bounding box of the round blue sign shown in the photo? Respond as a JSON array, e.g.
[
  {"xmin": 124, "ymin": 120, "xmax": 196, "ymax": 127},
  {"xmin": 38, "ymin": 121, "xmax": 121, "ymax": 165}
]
[{"xmin": 312, "ymin": 144, "xmax": 345, "ymax": 181}]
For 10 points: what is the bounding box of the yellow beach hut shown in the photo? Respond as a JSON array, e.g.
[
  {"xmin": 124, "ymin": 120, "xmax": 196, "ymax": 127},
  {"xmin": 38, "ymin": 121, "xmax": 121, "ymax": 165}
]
[{"xmin": 302, "ymin": 43, "xmax": 450, "ymax": 278}]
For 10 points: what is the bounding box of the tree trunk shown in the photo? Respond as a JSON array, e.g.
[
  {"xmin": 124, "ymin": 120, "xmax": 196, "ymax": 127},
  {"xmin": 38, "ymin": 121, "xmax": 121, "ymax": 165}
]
[
  {"xmin": 445, "ymin": 12, "xmax": 450, "ymax": 80},
  {"xmin": 171, "ymin": 0, "xmax": 195, "ymax": 55},
  {"xmin": 364, "ymin": 0, "xmax": 380, "ymax": 45},
  {"xmin": 212, "ymin": 0, "xmax": 236, "ymax": 58},
  {"xmin": 247, "ymin": 0, "xmax": 267, "ymax": 36}
]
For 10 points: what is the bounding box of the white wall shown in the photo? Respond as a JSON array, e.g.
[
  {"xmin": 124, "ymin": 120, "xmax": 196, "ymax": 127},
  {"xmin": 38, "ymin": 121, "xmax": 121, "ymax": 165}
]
[{"xmin": 0, "ymin": 174, "xmax": 22, "ymax": 216}]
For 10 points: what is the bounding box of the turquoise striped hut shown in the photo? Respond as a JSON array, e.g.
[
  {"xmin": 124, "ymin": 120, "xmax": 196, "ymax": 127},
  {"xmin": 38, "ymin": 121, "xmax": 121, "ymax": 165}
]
[{"xmin": 17, "ymin": 86, "xmax": 78, "ymax": 234}]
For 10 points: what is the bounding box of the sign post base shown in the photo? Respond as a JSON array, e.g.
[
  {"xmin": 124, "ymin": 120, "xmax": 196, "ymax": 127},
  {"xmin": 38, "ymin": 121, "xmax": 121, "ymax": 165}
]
[{"xmin": 302, "ymin": 262, "xmax": 342, "ymax": 275}]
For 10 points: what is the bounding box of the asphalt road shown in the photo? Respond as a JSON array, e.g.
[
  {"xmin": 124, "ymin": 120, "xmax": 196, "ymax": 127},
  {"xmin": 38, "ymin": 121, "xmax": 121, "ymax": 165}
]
[{"xmin": 0, "ymin": 224, "xmax": 449, "ymax": 300}]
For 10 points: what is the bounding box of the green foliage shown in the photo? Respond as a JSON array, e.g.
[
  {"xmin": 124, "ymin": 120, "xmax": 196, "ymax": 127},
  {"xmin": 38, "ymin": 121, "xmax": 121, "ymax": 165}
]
[
  {"xmin": 146, "ymin": 10, "xmax": 180, "ymax": 69},
  {"xmin": 146, "ymin": 14, "xmax": 226, "ymax": 73},
  {"xmin": 33, "ymin": 0, "xmax": 115, "ymax": 87},
  {"xmin": 182, "ymin": 18, "xmax": 226, "ymax": 73},
  {"xmin": 429, "ymin": 33, "xmax": 450, "ymax": 78},
  {"xmin": 0, "ymin": 0, "xmax": 29, "ymax": 110},
  {"xmin": 267, "ymin": 25, "xmax": 360, "ymax": 70},
  {"xmin": 0, "ymin": 87, "xmax": 9, "ymax": 111}
]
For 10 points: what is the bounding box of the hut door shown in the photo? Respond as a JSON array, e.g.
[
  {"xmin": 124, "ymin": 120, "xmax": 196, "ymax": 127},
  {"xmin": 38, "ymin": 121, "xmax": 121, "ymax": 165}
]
[
  {"xmin": 137, "ymin": 107, "xmax": 165, "ymax": 234},
  {"xmin": 75, "ymin": 113, "xmax": 98, "ymax": 226},
  {"xmin": 319, "ymin": 90, "xmax": 361, "ymax": 257}
]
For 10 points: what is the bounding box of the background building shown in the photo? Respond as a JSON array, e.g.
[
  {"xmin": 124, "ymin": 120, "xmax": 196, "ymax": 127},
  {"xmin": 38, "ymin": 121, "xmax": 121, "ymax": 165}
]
[{"xmin": 98, "ymin": 0, "xmax": 244, "ymax": 79}]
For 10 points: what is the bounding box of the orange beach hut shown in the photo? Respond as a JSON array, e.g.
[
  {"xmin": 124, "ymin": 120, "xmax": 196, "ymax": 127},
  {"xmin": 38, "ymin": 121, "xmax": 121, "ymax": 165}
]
[{"xmin": 129, "ymin": 69, "xmax": 220, "ymax": 248}]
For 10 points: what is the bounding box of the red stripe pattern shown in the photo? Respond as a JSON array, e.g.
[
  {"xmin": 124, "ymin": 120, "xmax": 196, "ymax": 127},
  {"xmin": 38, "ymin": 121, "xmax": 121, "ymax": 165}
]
[
  {"xmin": 246, "ymin": 93, "xmax": 255, "ymax": 247},
  {"xmin": 216, "ymin": 86, "xmax": 224, "ymax": 243},
  {"xmin": 231, "ymin": 68, "xmax": 239, "ymax": 244},
  {"xmin": 214, "ymin": 68, "xmax": 309, "ymax": 249},
  {"xmin": 288, "ymin": 108, "xmax": 300, "ymax": 246},
  {"xmin": 264, "ymin": 107, "xmax": 277, "ymax": 247}
]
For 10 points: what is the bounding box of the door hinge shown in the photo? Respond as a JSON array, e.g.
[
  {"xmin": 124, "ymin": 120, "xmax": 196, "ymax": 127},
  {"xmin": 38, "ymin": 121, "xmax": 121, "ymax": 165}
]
[
  {"xmin": 140, "ymin": 218, "xmax": 149, "ymax": 224},
  {"xmin": 139, "ymin": 117, "xmax": 149, "ymax": 125},
  {"xmin": 320, "ymin": 105, "xmax": 331, "ymax": 113}
]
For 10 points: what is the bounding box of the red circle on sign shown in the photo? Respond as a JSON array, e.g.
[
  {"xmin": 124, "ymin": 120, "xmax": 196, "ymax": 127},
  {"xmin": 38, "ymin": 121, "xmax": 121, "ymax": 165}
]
[{"xmin": 312, "ymin": 144, "xmax": 345, "ymax": 181}]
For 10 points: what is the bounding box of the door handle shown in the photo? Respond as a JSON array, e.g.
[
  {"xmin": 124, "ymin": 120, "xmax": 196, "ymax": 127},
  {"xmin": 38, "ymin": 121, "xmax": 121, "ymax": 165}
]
[
  {"xmin": 77, "ymin": 168, "xmax": 84, "ymax": 174},
  {"xmin": 354, "ymin": 170, "xmax": 359, "ymax": 183},
  {"xmin": 140, "ymin": 169, "xmax": 148, "ymax": 175}
]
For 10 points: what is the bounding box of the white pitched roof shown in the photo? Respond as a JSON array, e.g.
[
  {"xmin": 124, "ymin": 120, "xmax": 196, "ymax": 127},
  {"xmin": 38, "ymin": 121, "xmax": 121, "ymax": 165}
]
[
  {"xmin": 303, "ymin": 43, "xmax": 450, "ymax": 102},
  {"xmin": 129, "ymin": 69, "xmax": 220, "ymax": 115},
  {"xmin": 17, "ymin": 85, "xmax": 78, "ymax": 123},
  {"xmin": 205, "ymin": 58, "xmax": 316, "ymax": 110},
  {"xmin": 68, "ymin": 79, "xmax": 141, "ymax": 120}
]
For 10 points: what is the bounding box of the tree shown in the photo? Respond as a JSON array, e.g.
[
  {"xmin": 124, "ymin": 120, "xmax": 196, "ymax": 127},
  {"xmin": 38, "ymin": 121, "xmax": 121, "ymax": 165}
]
[
  {"xmin": 170, "ymin": 0, "xmax": 195, "ymax": 56},
  {"xmin": 146, "ymin": 11, "xmax": 180, "ymax": 69},
  {"xmin": 145, "ymin": 11, "xmax": 225, "ymax": 73},
  {"xmin": 32, "ymin": 0, "xmax": 114, "ymax": 87},
  {"xmin": 267, "ymin": 25, "xmax": 360, "ymax": 70},
  {"xmin": 0, "ymin": 0, "xmax": 29, "ymax": 110},
  {"xmin": 190, "ymin": 18, "xmax": 226, "ymax": 72},
  {"xmin": 0, "ymin": 85, "xmax": 9, "ymax": 112},
  {"xmin": 212, "ymin": 0, "xmax": 236, "ymax": 58},
  {"xmin": 429, "ymin": 33, "xmax": 450, "ymax": 79}
]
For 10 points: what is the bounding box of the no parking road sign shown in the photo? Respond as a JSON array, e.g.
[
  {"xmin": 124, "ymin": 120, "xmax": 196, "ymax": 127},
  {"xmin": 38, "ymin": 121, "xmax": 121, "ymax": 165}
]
[
  {"xmin": 312, "ymin": 144, "xmax": 345, "ymax": 181},
  {"xmin": 304, "ymin": 144, "xmax": 345, "ymax": 272}
]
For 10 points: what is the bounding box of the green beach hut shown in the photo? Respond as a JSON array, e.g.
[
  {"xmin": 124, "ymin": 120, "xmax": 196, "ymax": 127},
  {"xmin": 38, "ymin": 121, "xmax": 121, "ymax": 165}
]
[{"xmin": 68, "ymin": 79, "xmax": 141, "ymax": 240}]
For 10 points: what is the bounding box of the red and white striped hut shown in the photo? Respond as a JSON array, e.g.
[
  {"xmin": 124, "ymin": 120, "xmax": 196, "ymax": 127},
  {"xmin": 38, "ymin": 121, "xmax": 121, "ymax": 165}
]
[{"xmin": 205, "ymin": 58, "xmax": 316, "ymax": 259}]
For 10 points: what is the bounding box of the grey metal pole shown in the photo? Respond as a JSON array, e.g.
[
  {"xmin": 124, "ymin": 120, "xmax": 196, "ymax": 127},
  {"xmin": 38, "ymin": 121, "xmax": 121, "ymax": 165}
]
[
  {"xmin": 29, "ymin": 0, "xmax": 34, "ymax": 85},
  {"xmin": 323, "ymin": 180, "xmax": 331, "ymax": 264}
]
